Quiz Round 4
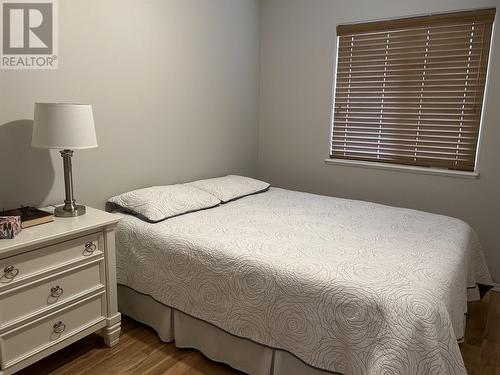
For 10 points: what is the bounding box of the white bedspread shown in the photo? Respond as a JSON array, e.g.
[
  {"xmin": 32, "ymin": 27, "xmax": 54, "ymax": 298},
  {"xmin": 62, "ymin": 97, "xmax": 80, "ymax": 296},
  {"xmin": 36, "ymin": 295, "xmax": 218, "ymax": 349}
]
[{"xmin": 115, "ymin": 188, "xmax": 491, "ymax": 375}]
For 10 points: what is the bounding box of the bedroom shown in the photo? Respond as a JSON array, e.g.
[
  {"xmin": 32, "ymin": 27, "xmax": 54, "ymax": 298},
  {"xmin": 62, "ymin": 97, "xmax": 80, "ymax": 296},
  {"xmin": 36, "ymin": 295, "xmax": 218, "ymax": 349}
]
[{"xmin": 0, "ymin": 0, "xmax": 499, "ymax": 374}]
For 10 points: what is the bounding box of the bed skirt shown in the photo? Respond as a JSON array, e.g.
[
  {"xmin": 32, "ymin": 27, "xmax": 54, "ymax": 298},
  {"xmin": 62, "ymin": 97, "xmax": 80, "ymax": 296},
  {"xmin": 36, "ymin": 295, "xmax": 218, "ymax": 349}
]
[{"xmin": 117, "ymin": 285, "xmax": 335, "ymax": 375}]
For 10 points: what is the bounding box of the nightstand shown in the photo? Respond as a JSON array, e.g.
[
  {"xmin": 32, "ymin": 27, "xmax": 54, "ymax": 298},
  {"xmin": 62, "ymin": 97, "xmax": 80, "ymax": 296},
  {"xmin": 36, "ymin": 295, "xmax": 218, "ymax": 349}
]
[{"xmin": 0, "ymin": 207, "xmax": 121, "ymax": 375}]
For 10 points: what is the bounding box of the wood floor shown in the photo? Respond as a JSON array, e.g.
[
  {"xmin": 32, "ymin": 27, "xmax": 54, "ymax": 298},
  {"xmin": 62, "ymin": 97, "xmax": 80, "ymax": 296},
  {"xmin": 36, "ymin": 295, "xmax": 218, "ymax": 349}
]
[
  {"xmin": 460, "ymin": 291, "xmax": 500, "ymax": 375},
  {"xmin": 17, "ymin": 291, "xmax": 500, "ymax": 375}
]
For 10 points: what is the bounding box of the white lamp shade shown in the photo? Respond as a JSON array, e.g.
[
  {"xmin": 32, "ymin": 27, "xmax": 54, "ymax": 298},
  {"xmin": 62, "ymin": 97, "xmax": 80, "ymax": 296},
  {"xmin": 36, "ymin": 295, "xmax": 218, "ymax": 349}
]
[{"xmin": 32, "ymin": 103, "xmax": 98, "ymax": 149}]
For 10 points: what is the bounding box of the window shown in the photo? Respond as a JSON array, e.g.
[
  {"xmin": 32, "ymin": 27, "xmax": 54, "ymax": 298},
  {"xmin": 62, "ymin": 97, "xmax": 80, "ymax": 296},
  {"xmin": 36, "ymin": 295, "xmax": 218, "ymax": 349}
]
[{"xmin": 330, "ymin": 9, "xmax": 495, "ymax": 172}]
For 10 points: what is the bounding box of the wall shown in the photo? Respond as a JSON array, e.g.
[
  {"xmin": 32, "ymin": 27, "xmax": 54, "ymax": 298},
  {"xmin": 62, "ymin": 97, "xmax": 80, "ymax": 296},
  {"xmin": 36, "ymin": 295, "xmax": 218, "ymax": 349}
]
[
  {"xmin": 0, "ymin": 0, "xmax": 261, "ymax": 209},
  {"xmin": 2, "ymin": 0, "xmax": 499, "ymax": 282},
  {"xmin": 258, "ymin": 0, "xmax": 500, "ymax": 282}
]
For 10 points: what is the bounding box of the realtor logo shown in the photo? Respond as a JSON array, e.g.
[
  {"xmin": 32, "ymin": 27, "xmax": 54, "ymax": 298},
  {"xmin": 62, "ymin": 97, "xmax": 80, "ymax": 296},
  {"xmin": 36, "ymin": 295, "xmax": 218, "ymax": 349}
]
[{"xmin": 1, "ymin": 0, "xmax": 58, "ymax": 69}]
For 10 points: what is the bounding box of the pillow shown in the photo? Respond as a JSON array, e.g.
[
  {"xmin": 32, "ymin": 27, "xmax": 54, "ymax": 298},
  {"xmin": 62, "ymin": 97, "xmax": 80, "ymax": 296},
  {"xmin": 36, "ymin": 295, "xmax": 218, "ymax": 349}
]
[
  {"xmin": 187, "ymin": 175, "xmax": 270, "ymax": 203},
  {"xmin": 107, "ymin": 184, "xmax": 220, "ymax": 222}
]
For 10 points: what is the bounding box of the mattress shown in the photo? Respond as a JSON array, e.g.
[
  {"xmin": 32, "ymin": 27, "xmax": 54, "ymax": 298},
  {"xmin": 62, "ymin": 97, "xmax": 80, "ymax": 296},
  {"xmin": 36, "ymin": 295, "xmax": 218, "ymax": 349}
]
[{"xmin": 115, "ymin": 187, "xmax": 492, "ymax": 375}]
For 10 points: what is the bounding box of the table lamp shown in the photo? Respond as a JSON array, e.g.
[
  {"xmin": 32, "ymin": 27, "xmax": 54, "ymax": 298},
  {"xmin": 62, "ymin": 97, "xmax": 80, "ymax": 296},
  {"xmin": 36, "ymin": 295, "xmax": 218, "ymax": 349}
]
[{"xmin": 32, "ymin": 103, "xmax": 97, "ymax": 217}]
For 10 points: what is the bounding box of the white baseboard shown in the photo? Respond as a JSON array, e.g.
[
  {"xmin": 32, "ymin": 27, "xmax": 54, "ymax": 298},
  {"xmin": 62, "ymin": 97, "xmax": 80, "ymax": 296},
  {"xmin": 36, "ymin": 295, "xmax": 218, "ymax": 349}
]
[{"xmin": 493, "ymin": 283, "xmax": 500, "ymax": 292}]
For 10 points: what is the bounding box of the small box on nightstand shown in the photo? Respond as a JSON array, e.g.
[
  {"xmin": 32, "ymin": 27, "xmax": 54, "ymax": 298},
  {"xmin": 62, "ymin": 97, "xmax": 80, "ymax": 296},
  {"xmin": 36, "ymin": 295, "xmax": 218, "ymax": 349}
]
[{"xmin": 0, "ymin": 216, "xmax": 22, "ymax": 239}]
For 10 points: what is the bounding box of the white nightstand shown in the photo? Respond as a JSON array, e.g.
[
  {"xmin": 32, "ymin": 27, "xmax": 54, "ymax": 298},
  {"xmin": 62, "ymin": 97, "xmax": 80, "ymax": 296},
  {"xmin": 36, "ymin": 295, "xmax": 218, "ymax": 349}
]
[{"xmin": 0, "ymin": 207, "xmax": 121, "ymax": 375}]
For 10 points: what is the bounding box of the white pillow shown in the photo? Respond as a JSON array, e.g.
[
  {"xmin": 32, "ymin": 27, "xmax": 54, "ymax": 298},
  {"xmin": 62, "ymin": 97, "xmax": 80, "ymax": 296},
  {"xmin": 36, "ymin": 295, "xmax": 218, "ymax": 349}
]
[
  {"xmin": 188, "ymin": 175, "xmax": 270, "ymax": 203},
  {"xmin": 107, "ymin": 184, "xmax": 220, "ymax": 222}
]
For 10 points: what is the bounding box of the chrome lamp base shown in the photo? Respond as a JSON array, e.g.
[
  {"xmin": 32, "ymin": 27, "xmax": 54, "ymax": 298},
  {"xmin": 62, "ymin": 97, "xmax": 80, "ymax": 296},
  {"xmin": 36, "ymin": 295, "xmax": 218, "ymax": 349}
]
[
  {"xmin": 55, "ymin": 149, "xmax": 87, "ymax": 218},
  {"xmin": 55, "ymin": 204, "xmax": 86, "ymax": 217}
]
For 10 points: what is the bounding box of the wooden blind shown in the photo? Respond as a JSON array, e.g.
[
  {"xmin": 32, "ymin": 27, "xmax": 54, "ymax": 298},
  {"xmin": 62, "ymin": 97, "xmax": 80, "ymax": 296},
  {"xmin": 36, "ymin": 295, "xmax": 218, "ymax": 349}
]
[{"xmin": 331, "ymin": 9, "xmax": 495, "ymax": 171}]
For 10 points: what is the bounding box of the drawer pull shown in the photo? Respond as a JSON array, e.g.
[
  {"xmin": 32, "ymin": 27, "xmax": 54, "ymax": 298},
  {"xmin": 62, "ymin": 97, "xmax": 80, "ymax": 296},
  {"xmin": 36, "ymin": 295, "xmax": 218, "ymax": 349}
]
[
  {"xmin": 50, "ymin": 285, "xmax": 64, "ymax": 298},
  {"xmin": 53, "ymin": 321, "xmax": 66, "ymax": 334},
  {"xmin": 3, "ymin": 265, "xmax": 19, "ymax": 280},
  {"xmin": 83, "ymin": 242, "xmax": 97, "ymax": 255}
]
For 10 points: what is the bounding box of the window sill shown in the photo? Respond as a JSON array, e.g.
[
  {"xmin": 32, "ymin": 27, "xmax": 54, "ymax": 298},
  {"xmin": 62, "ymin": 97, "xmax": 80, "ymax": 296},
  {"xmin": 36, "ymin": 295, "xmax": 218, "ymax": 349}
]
[{"xmin": 324, "ymin": 158, "xmax": 480, "ymax": 179}]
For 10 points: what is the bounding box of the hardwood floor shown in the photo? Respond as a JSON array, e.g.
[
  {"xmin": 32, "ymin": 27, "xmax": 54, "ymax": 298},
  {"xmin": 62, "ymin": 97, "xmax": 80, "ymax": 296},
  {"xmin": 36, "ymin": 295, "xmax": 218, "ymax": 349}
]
[
  {"xmin": 17, "ymin": 317, "xmax": 240, "ymax": 375},
  {"xmin": 460, "ymin": 291, "xmax": 500, "ymax": 375},
  {"xmin": 17, "ymin": 291, "xmax": 500, "ymax": 375}
]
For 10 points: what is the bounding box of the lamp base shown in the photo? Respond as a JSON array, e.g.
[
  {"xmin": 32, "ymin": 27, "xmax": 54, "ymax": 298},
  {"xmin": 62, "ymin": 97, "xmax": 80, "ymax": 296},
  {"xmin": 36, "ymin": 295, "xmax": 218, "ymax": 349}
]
[{"xmin": 54, "ymin": 204, "xmax": 86, "ymax": 217}]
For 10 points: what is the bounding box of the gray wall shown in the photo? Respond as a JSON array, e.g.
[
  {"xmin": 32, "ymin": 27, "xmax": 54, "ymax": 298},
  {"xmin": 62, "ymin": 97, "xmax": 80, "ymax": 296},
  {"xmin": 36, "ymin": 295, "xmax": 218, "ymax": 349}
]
[
  {"xmin": 0, "ymin": 0, "xmax": 261, "ymax": 209},
  {"xmin": 258, "ymin": 0, "xmax": 500, "ymax": 282},
  {"xmin": 2, "ymin": 0, "xmax": 499, "ymax": 282}
]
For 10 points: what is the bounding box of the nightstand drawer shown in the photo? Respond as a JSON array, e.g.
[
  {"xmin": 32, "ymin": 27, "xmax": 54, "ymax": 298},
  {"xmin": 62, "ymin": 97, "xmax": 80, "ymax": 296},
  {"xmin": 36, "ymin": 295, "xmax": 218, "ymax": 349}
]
[
  {"xmin": 0, "ymin": 233, "xmax": 102, "ymax": 288},
  {"xmin": 0, "ymin": 261, "xmax": 103, "ymax": 327},
  {"xmin": 0, "ymin": 294, "xmax": 105, "ymax": 369}
]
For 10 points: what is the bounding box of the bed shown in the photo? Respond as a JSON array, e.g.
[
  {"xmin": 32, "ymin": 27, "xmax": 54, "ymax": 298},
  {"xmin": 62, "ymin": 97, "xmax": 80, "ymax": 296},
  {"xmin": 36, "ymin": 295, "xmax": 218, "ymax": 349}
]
[{"xmin": 112, "ymin": 180, "xmax": 492, "ymax": 375}]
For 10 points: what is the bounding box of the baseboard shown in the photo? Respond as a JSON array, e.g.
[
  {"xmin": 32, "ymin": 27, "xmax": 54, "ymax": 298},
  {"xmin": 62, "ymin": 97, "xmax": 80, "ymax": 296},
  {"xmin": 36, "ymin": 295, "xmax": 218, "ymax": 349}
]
[{"xmin": 493, "ymin": 283, "xmax": 500, "ymax": 292}]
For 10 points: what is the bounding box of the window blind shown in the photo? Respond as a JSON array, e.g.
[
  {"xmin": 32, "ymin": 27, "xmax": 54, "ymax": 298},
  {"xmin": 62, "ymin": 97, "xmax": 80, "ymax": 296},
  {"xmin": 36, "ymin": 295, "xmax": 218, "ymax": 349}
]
[{"xmin": 331, "ymin": 9, "xmax": 495, "ymax": 171}]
